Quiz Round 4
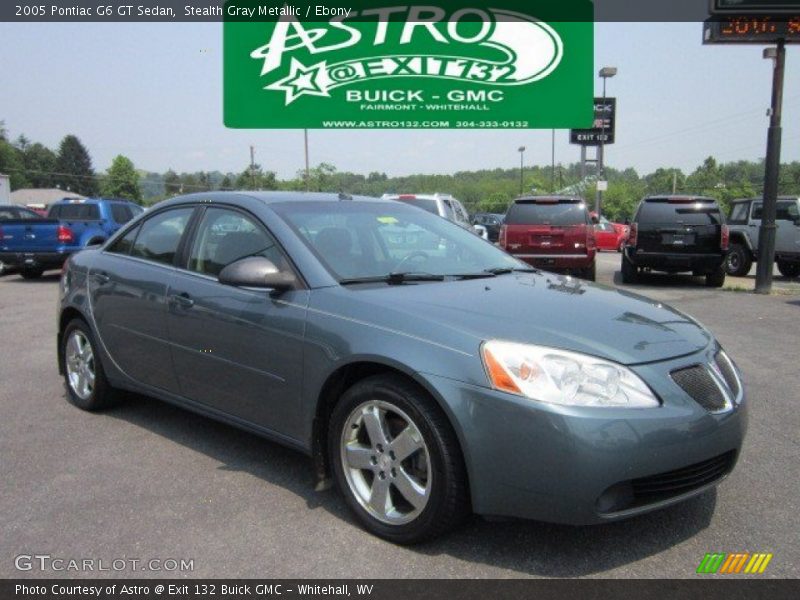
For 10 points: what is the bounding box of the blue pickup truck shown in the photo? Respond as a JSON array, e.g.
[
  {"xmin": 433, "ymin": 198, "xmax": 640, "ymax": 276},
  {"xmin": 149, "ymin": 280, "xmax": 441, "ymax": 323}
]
[{"xmin": 0, "ymin": 198, "xmax": 143, "ymax": 279}]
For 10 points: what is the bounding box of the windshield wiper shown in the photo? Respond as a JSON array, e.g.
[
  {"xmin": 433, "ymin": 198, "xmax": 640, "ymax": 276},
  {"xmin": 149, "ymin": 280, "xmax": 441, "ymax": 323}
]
[
  {"xmin": 339, "ymin": 272, "xmax": 446, "ymax": 285},
  {"xmin": 483, "ymin": 266, "xmax": 540, "ymax": 275}
]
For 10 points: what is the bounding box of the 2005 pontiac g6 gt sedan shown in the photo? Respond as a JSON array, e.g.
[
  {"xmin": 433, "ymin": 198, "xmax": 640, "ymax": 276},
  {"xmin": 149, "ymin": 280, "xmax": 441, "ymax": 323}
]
[{"xmin": 57, "ymin": 192, "xmax": 747, "ymax": 543}]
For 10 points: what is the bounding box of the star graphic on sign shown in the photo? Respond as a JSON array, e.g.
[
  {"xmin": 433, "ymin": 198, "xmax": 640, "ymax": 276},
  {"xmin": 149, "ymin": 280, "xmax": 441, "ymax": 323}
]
[{"xmin": 266, "ymin": 59, "xmax": 330, "ymax": 105}]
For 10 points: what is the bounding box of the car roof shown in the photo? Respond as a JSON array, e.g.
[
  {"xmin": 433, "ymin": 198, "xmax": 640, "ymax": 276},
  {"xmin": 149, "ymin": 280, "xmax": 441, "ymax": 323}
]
[{"xmin": 166, "ymin": 191, "xmax": 386, "ymax": 206}]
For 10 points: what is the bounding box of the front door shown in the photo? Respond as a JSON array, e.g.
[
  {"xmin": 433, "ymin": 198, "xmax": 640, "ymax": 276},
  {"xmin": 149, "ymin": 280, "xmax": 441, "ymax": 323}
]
[{"xmin": 165, "ymin": 206, "xmax": 309, "ymax": 439}]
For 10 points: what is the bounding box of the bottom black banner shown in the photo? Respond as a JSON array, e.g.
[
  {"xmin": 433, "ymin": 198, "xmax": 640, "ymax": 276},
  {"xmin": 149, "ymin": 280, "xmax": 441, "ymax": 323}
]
[{"xmin": 2, "ymin": 580, "xmax": 798, "ymax": 600}]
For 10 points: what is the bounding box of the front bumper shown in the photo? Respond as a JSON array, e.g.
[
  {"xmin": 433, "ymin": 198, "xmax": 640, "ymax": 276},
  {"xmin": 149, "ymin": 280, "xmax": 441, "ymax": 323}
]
[
  {"xmin": 423, "ymin": 347, "xmax": 747, "ymax": 525},
  {"xmin": 0, "ymin": 250, "xmax": 73, "ymax": 271}
]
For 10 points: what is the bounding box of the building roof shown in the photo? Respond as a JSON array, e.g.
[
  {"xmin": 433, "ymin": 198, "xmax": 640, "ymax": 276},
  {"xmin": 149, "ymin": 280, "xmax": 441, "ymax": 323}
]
[{"xmin": 8, "ymin": 188, "xmax": 85, "ymax": 206}]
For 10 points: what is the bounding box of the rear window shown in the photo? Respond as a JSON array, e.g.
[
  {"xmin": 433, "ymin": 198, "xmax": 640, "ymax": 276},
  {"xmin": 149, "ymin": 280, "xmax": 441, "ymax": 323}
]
[
  {"xmin": 638, "ymin": 200, "xmax": 722, "ymax": 225},
  {"xmin": 49, "ymin": 203, "xmax": 101, "ymax": 220},
  {"xmin": 398, "ymin": 198, "xmax": 438, "ymax": 215},
  {"xmin": 506, "ymin": 200, "xmax": 588, "ymax": 226}
]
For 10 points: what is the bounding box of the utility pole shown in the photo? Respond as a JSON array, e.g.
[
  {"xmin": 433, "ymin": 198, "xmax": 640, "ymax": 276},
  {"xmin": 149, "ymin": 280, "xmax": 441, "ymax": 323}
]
[
  {"xmin": 249, "ymin": 145, "xmax": 257, "ymax": 189},
  {"xmin": 672, "ymin": 171, "xmax": 678, "ymax": 194},
  {"xmin": 517, "ymin": 146, "xmax": 526, "ymax": 195},
  {"xmin": 755, "ymin": 41, "xmax": 787, "ymax": 294},
  {"xmin": 304, "ymin": 129, "xmax": 310, "ymax": 192}
]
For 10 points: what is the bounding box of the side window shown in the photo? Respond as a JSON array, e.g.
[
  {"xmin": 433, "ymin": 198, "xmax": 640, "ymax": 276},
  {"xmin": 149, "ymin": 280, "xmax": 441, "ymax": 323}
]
[
  {"xmin": 776, "ymin": 202, "xmax": 799, "ymax": 221},
  {"xmin": 130, "ymin": 208, "xmax": 193, "ymax": 266},
  {"xmin": 751, "ymin": 203, "xmax": 763, "ymax": 220},
  {"xmin": 110, "ymin": 204, "xmax": 134, "ymax": 224},
  {"xmin": 107, "ymin": 225, "xmax": 141, "ymax": 255},
  {"xmin": 188, "ymin": 208, "xmax": 286, "ymax": 277},
  {"xmin": 729, "ymin": 203, "xmax": 749, "ymax": 224},
  {"xmin": 48, "ymin": 205, "xmax": 62, "ymax": 219},
  {"xmin": 18, "ymin": 208, "xmax": 41, "ymax": 219}
]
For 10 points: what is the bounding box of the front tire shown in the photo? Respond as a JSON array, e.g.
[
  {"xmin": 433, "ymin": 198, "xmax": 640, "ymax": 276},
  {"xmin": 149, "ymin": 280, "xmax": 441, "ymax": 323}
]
[
  {"xmin": 777, "ymin": 261, "xmax": 800, "ymax": 279},
  {"xmin": 725, "ymin": 243, "xmax": 752, "ymax": 277},
  {"xmin": 329, "ymin": 374, "xmax": 469, "ymax": 544},
  {"xmin": 582, "ymin": 262, "xmax": 596, "ymax": 282},
  {"xmin": 61, "ymin": 319, "xmax": 117, "ymax": 411}
]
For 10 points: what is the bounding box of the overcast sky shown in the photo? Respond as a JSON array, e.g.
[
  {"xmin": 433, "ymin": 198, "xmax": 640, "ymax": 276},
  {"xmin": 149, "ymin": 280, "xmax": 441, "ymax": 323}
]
[{"xmin": 0, "ymin": 21, "xmax": 798, "ymax": 178}]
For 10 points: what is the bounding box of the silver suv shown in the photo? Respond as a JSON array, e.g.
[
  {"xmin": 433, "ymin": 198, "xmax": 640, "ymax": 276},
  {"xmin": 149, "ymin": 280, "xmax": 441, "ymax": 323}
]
[
  {"xmin": 382, "ymin": 193, "xmax": 488, "ymax": 239},
  {"xmin": 726, "ymin": 197, "xmax": 800, "ymax": 278}
]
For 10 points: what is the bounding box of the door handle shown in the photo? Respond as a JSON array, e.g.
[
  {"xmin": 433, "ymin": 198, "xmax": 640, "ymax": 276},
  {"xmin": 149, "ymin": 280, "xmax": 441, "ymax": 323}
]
[
  {"xmin": 92, "ymin": 272, "xmax": 110, "ymax": 285},
  {"xmin": 168, "ymin": 292, "xmax": 195, "ymax": 309}
]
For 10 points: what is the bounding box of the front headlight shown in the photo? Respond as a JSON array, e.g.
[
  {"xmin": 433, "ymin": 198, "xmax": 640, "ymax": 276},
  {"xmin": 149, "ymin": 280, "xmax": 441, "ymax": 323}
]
[{"xmin": 481, "ymin": 340, "xmax": 660, "ymax": 408}]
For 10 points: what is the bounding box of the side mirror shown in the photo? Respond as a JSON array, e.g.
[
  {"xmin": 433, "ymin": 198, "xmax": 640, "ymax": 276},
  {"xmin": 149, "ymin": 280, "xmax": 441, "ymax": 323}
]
[
  {"xmin": 218, "ymin": 256, "xmax": 296, "ymax": 292},
  {"xmin": 472, "ymin": 224, "xmax": 488, "ymax": 239}
]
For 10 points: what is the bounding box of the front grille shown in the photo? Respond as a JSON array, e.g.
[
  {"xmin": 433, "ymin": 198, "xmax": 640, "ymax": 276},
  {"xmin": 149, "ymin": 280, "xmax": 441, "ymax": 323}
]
[
  {"xmin": 596, "ymin": 451, "xmax": 736, "ymax": 513},
  {"xmin": 715, "ymin": 352, "xmax": 740, "ymax": 399},
  {"xmin": 671, "ymin": 364, "xmax": 727, "ymax": 412},
  {"xmin": 631, "ymin": 451, "xmax": 736, "ymax": 502}
]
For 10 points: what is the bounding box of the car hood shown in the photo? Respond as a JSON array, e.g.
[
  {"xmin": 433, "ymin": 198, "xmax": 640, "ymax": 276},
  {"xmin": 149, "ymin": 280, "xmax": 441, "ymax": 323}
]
[{"xmin": 337, "ymin": 272, "xmax": 712, "ymax": 366}]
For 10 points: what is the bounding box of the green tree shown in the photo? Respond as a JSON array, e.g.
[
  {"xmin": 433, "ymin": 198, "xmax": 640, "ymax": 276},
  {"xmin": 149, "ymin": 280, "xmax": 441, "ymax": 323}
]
[
  {"xmin": 219, "ymin": 175, "xmax": 233, "ymax": 190},
  {"xmin": 55, "ymin": 135, "xmax": 98, "ymax": 196},
  {"xmin": 0, "ymin": 139, "xmax": 30, "ymax": 189},
  {"xmin": 164, "ymin": 169, "xmax": 181, "ymax": 195},
  {"xmin": 21, "ymin": 143, "xmax": 58, "ymax": 188},
  {"xmin": 0, "ymin": 120, "xmax": 7, "ymax": 142},
  {"xmin": 101, "ymin": 155, "xmax": 142, "ymax": 202}
]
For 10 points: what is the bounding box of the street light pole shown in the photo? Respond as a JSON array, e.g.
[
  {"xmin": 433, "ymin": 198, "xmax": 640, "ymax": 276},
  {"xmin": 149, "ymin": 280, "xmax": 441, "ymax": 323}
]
[
  {"xmin": 596, "ymin": 67, "xmax": 617, "ymax": 217},
  {"xmin": 518, "ymin": 146, "xmax": 526, "ymax": 195},
  {"xmin": 755, "ymin": 41, "xmax": 786, "ymax": 294},
  {"xmin": 551, "ymin": 129, "xmax": 556, "ymax": 191}
]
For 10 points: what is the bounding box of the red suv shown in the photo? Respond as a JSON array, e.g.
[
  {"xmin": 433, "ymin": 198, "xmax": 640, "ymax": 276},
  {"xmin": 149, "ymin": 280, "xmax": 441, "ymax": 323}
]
[{"xmin": 500, "ymin": 196, "xmax": 597, "ymax": 281}]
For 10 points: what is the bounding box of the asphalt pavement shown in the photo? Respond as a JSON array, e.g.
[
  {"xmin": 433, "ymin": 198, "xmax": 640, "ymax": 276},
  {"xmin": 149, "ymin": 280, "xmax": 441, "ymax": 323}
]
[{"xmin": 1, "ymin": 257, "xmax": 798, "ymax": 579}]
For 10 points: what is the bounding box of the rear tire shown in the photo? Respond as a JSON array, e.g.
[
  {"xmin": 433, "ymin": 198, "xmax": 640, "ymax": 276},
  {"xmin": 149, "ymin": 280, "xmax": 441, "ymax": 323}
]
[
  {"xmin": 61, "ymin": 319, "xmax": 118, "ymax": 411},
  {"xmin": 20, "ymin": 268, "xmax": 44, "ymax": 280},
  {"xmin": 621, "ymin": 255, "xmax": 638, "ymax": 284},
  {"xmin": 725, "ymin": 243, "xmax": 752, "ymax": 277},
  {"xmin": 329, "ymin": 374, "xmax": 469, "ymax": 544},
  {"xmin": 777, "ymin": 261, "xmax": 800, "ymax": 279},
  {"xmin": 705, "ymin": 266, "xmax": 726, "ymax": 288}
]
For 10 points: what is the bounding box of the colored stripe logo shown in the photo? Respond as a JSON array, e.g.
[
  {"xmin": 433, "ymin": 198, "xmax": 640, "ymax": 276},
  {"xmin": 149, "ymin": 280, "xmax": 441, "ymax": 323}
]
[{"xmin": 697, "ymin": 553, "xmax": 773, "ymax": 574}]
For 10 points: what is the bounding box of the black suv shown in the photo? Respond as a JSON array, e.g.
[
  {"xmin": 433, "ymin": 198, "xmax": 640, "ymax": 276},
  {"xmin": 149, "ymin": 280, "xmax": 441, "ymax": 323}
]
[
  {"xmin": 622, "ymin": 196, "xmax": 728, "ymax": 287},
  {"xmin": 471, "ymin": 212, "xmax": 504, "ymax": 242}
]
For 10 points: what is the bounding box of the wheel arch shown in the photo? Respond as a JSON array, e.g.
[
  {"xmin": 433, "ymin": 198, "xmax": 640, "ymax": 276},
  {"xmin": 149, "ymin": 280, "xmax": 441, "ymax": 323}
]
[
  {"xmin": 310, "ymin": 358, "xmax": 470, "ymax": 495},
  {"xmin": 57, "ymin": 307, "xmax": 89, "ymax": 375},
  {"xmin": 729, "ymin": 231, "xmax": 755, "ymax": 255}
]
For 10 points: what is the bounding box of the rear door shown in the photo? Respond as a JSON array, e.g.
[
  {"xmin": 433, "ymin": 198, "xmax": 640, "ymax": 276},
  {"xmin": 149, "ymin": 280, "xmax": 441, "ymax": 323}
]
[
  {"xmin": 504, "ymin": 199, "xmax": 588, "ymax": 255},
  {"xmin": 636, "ymin": 199, "xmax": 723, "ymax": 254},
  {"xmin": 88, "ymin": 206, "xmax": 195, "ymax": 393},
  {"xmin": 749, "ymin": 202, "xmax": 762, "ymax": 250}
]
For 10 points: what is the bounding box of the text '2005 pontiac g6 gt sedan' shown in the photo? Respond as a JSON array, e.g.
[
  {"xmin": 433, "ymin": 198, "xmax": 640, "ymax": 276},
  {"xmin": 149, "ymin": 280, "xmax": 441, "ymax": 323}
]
[{"xmin": 57, "ymin": 192, "xmax": 747, "ymax": 544}]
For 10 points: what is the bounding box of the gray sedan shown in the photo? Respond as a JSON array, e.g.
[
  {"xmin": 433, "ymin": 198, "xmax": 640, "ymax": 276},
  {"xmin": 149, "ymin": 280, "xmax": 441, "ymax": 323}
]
[{"xmin": 57, "ymin": 192, "xmax": 747, "ymax": 543}]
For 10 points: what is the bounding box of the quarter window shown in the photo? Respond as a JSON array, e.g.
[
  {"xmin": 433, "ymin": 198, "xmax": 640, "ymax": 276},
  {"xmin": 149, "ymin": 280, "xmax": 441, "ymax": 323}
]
[
  {"xmin": 130, "ymin": 208, "xmax": 193, "ymax": 266},
  {"xmin": 188, "ymin": 208, "xmax": 286, "ymax": 277},
  {"xmin": 729, "ymin": 202, "xmax": 749, "ymax": 224},
  {"xmin": 110, "ymin": 204, "xmax": 135, "ymax": 224},
  {"xmin": 776, "ymin": 202, "xmax": 799, "ymax": 221}
]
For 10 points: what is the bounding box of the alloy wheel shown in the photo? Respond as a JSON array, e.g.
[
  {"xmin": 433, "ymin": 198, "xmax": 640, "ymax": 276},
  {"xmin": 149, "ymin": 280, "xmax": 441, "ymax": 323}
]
[
  {"xmin": 340, "ymin": 400, "xmax": 432, "ymax": 525},
  {"xmin": 65, "ymin": 330, "xmax": 96, "ymax": 401}
]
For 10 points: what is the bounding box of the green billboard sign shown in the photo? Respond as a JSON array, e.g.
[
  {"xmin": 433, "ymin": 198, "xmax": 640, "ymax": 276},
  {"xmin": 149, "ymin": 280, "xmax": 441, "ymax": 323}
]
[{"xmin": 224, "ymin": 1, "xmax": 594, "ymax": 129}]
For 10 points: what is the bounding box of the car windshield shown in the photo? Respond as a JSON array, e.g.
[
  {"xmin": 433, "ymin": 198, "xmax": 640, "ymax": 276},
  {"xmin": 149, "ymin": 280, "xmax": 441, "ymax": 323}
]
[
  {"xmin": 506, "ymin": 200, "xmax": 587, "ymax": 226},
  {"xmin": 272, "ymin": 201, "xmax": 523, "ymax": 282}
]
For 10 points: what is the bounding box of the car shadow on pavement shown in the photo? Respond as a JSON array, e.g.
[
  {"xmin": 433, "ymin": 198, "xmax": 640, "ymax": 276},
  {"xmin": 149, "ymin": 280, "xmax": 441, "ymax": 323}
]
[
  {"xmin": 3, "ymin": 273, "xmax": 61, "ymax": 284},
  {"xmin": 612, "ymin": 269, "xmax": 716, "ymax": 289},
  {"xmin": 105, "ymin": 392, "xmax": 716, "ymax": 578}
]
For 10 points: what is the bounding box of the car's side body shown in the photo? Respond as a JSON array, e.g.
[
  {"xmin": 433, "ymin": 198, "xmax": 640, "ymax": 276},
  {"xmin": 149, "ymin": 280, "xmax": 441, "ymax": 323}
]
[{"xmin": 58, "ymin": 192, "xmax": 747, "ymax": 527}]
